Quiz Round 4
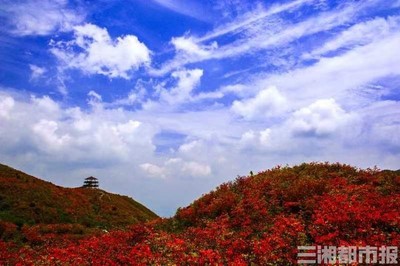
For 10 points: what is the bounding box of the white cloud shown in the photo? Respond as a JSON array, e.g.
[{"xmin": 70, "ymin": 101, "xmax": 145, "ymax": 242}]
[
  {"xmin": 159, "ymin": 68, "xmax": 203, "ymax": 105},
  {"xmin": 259, "ymin": 128, "xmax": 272, "ymax": 146},
  {"xmin": 31, "ymin": 95, "xmax": 60, "ymax": 114},
  {"xmin": 360, "ymin": 101, "xmax": 400, "ymax": 149},
  {"xmin": 0, "ymin": 95, "xmax": 15, "ymax": 119},
  {"xmin": 197, "ymin": 0, "xmax": 314, "ymax": 42},
  {"xmin": 240, "ymin": 128, "xmax": 272, "ymax": 148},
  {"xmin": 235, "ymin": 99, "xmax": 359, "ymax": 158},
  {"xmin": 178, "ymin": 140, "xmax": 202, "ymax": 153},
  {"xmin": 240, "ymin": 130, "xmax": 257, "ymax": 145},
  {"xmin": 181, "ymin": 161, "xmax": 212, "ymax": 177},
  {"xmin": 32, "ymin": 119, "xmax": 71, "ymax": 151},
  {"xmin": 140, "ymin": 163, "xmax": 166, "ymax": 178},
  {"xmin": 165, "ymin": 158, "xmax": 211, "ymax": 177},
  {"xmin": 231, "ymin": 86, "xmax": 287, "ymax": 120},
  {"xmin": 212, "ymin": 0, "xmax": 376, "ymax": 60},
  {"xmin": 109, "ymin": 86, "xmax": 147, "ymax": 107},
  {"xmin": 0, "ymin": 92, "xmax": 156, "ymax": 166},
  {"xmin": 290, "ymin": 99, "xmax": 350, "ymax": 137},
  {"xmin": 51, "ymin": 24, "xmax": 151, "ymax": 79},
  {"xmin": 372, "ymin": 122, "xmax": 400, "ymax": 148},
  {"xmin": 3, "ymin": 0, "xmax": 85, "ymax": 36},
  {"xmin": 304, "ymin": 16, "xmax": 400, "ymax": 58},
  {"xmin": 244, "ymin": 33, "xmax": 400, "ymax": 110},
  {"xmin": 29, "ymin": 65, "xmax": 47, "ymax": 80},
  {"xmin": 151, "ymin": 0, "xmax": 210, "ymax": 21},
  {"xmin": 141, "ymin": 157, "xmax": 211, "ymax": 178},
  {"xmin": 171, "ymin": 36, "xmax": 218, "ymax": 57},
  {"xmin": 87, "ymin": 90, "xmax": 103, "ymax": 105},
  {"xmin": 151, "ymin": 0, "xmax": 378, "ymax": 75}
]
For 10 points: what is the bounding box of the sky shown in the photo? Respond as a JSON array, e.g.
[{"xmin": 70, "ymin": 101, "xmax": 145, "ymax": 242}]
[{"xmin": 0, "ymin": 0, "xmax": 400, "ymax": 217}]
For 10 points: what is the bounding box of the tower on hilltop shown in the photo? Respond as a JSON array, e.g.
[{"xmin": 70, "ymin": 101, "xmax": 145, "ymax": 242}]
[{"xmin": 83, "ymin": 176, "xmax": 99, "ymax": 188}]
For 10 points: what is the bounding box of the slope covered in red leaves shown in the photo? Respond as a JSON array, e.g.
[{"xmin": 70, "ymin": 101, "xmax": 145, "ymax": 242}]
[
  {"xmin": 0, "ymin": 163, "xmax": 157, "ymax": 233},
  {"xmin": 1, "ymin": 163, "xmax": 400, "ymax": 265}
]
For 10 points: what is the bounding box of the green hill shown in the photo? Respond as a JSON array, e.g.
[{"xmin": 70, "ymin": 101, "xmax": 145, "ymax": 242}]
[{"xmin": 0, "ymin": 163, "xmax": 157, "ymax": 229}]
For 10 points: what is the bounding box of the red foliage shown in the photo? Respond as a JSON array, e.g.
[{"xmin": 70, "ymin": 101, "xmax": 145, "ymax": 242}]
[{"xmin": 1, "ymin": 163, "xmax": 399, "ymax": 265}]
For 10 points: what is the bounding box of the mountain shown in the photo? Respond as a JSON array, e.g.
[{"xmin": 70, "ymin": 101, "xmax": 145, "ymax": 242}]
[
  {"xmin": 0, "ymin": 163, "xmax": 157, "ymax": 228},
  {"xmin": 2, "ymin": 162, "xmax": 400, "ymax": 265},
  {"xmin": 172, "ymin": 163, "xmax": 400, "ymax": 229}
]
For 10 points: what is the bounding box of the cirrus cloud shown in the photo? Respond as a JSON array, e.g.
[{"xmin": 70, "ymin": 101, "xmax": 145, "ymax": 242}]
[{"xmin": 1, "ymin": 0, "xmax": 85, "ymax": 36}]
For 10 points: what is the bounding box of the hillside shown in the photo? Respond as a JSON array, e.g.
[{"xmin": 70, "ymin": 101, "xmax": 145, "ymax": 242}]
[
  {"xmin": 0, "ymin": 163, "xmax": 157, "ymax": 229},
  {"xmin": 1, "ymin": 163, "xmax": 400, "ymax": 265}
]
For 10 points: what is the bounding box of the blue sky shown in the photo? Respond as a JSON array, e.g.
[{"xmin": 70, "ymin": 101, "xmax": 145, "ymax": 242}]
[{"xmin": 1, "ymin": 0, "xmax": 400, "ymax": 216}]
